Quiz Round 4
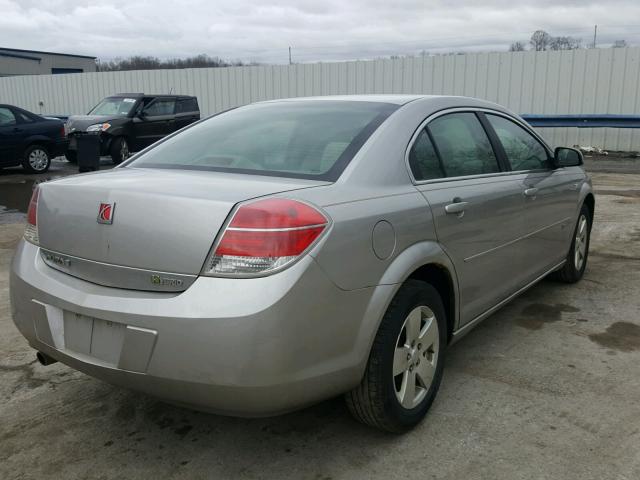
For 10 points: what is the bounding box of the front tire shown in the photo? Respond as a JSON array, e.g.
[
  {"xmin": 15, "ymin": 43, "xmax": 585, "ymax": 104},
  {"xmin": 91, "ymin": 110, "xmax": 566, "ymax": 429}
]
[
  {"xmin": 551, "ymin": 204, "xmax": 591, "ymax": 283},
  {"xmin": 346, "ymin": 280, "xmax": 446, "ymax": 433},
  {"xmin": 110, "ymin": 137, "xmax": 129, "ymax": 165},
  {"xmin": 22, "ymin": 145, "xmax": 51, "ymax": 174}
]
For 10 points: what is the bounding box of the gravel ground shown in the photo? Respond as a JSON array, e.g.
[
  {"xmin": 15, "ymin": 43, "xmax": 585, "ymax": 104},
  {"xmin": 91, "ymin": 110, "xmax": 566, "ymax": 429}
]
[{"xmin": 1, "ymin": 157, "xmax": 639, "ymax": 480}]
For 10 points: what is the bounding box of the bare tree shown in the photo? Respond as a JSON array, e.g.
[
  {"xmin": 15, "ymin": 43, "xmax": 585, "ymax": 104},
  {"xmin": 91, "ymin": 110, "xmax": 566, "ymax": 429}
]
[
  {"xmin": 509, "ymin": 41, "xmax": 526, "ymax": 52},
  {"xmin": 530, "ymin": 30, "xmax": 552, "ymax": 51},
  {"xmin": 612, "ymin": 39, "xmax": 628, "ymax": 48},
  {"xmin": 549, "ymin": 36, "xmax": 582, "ymax": 50},
  {"xmin": 97, "ymin": 54, "xmax": 252, "ymax": 72}
]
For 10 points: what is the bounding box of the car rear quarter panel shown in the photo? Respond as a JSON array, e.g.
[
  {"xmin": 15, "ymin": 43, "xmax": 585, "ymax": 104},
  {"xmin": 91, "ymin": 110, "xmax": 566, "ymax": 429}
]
[
  {"xmin": 291, "ymin": 97, "xmax": 521, "ymax": 335},
  {"xmin": 22, "ymin": 120, "xmax": 61, "ymax": 149},
  {"xmin": 308, "ymin": 187, "xmax": 436, "ymax": 291},
  {"xmin": 296, "ymin": 98, "xmax": 512, "ymax": 288}
]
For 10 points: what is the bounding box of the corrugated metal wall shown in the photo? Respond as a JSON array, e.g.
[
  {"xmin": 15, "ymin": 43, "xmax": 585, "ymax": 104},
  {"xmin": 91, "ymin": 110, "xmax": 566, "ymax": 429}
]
[{"xmin": 2, "ymin": 48, "xmax": 640, "ymax": 151}]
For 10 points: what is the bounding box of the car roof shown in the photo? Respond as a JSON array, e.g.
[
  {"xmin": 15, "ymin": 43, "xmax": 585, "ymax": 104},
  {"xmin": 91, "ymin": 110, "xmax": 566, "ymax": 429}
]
[
  {"xmin": 110, "ymin": 93, "xmax": 196, "ymax": 99},
  {"xmin": 0, "ymin": 104, "xmax": 36, "ymax": 113},
  {"xmin": 259, "ymin": 94, "xmax": 424, "ymax": 105},
  {"xmin": 258, "ymin": 94, "xmax": 508, "ymax": 110}
]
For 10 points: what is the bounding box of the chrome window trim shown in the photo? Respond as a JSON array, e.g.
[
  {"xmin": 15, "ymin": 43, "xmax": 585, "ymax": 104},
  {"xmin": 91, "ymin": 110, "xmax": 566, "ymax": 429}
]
[{"xmin": 405, "ymin": 107, "xmax": 554, "ymax": 186}]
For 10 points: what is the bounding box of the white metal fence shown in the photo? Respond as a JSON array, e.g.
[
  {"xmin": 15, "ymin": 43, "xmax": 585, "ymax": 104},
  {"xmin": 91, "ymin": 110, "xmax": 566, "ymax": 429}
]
[{"xmin": 2, "ymin": 47, "xmax": 640, "ymax": 151}]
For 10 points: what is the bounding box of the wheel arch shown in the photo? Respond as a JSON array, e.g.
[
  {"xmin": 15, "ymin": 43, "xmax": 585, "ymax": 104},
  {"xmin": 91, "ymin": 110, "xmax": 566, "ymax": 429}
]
[
  {"xmin": 583, "ymin": 193, "xmax": 595, "ymax": 230},
  {"xmin": 23, "ymin": 136, "xmax": 53, "ymax": 155},
  {"xmin": 382, "ymin": 241, "xmax": 459, "ymax": 341},
  {"xmin": 358, "ymin": 241, "xmax": 460, "ymax": 370},
  {"xmin": 406, "ymin": 263, "xmax": 457, "ymax": 343}
]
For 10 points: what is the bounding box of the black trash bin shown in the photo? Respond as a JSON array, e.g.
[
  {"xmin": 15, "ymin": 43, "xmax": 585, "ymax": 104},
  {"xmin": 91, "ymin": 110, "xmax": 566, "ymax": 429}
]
[{"xmin": 77, "ymin": 133, "xmax": 101, "ymax": 173}]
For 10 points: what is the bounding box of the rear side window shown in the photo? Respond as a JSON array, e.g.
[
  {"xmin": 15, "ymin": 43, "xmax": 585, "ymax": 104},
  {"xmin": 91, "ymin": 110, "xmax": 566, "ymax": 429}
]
[
  {"xmin": 0, "ymin": 107, "xmax": 16, "ymax": 126},
  {"xmin": 15, "ymin": 110, "xmax": 34, "ymax": 123},
  {"xmin": 176, "ymin": 98, "xmax": 198, "ymax": 114},
  {"xmin": 408, "ymin": 129, "xmax": 444, "ymax": 181},
  {"xmin": 428, "ymin": 113, "xmax": 499, "ymax": 177},
  {"xmin": 128, "ymin": 101, "xmax": 397, "ymax": 181},
  {"xmin": 486, "ymin": 114, "xmax": 550, "ymax": 170},
  {"xmin": 144, "ymin": 98, "xmax": 176, "ymax": 116}
]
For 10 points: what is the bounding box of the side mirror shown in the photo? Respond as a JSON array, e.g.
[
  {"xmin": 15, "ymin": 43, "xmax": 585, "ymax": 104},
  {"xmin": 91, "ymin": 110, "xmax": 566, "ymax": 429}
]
[
  {"xmin": 137, "ymin": 110, "xmax": 147, "ymax": 119},
  {"xmin": 554, "ymin": 147, "xmax": 583, "ymax": 168}
]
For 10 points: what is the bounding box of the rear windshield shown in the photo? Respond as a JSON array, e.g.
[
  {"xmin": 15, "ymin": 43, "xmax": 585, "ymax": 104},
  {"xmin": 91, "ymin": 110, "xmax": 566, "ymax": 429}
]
[{"xmin": 127, "ymin": 101, "xmax": 398, "ymax": 180}]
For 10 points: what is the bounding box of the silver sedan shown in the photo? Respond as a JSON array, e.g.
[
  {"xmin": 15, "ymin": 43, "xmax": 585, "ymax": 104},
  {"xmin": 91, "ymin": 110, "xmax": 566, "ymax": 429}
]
[{"xmin": 10, "ymin": 95, "xmax": 594, "ymax": 432}]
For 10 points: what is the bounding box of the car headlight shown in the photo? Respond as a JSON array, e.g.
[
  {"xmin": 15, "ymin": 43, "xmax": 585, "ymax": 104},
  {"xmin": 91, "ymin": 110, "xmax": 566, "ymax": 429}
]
[{"xmin": 86, "ymin": 123, "xmax": 111, "ymax": 132}]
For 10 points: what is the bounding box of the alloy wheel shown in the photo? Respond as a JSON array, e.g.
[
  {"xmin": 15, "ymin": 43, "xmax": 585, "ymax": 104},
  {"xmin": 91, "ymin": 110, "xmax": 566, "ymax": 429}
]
[
  {"xmin": 28, "ymin": 148, "xmax": 49, "ymax": 171},
  {"xmin": 120, "ymin": 140, "xmax": 129, "ymax": 162},
  {"xmin": 393, "ymin": 306, "xmax": 440, "ymax": 409},
  {"xmin": 574, "ymin": 214, "xmax": 588, "ymax": 270}
]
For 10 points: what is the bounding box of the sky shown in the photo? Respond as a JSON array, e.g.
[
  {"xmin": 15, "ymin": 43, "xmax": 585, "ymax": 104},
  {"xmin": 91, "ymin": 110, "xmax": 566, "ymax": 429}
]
[{"xmin": 1, "ymin": 0, "xmax": 640, "ymax": 64}]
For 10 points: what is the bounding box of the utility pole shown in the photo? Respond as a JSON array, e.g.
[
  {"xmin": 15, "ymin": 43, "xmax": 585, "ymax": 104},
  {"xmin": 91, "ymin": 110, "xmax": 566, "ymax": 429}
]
[
  {"xmin": 288, "ymin": 46, "xmax": 292, "ymax": 65},
  {"xmin": 593, "ymin": 25, "xmax": 598, "ymax": 49}
]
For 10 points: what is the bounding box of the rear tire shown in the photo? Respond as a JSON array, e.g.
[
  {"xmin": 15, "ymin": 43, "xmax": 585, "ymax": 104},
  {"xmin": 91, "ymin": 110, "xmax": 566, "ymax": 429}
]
[
  {"xmin": 110, "ymin": 137, "xmax": 129, "ymax": 165},
  {"xmin": 22, "ymin": 145, "xmax": 51, "ymax": 174},
  {"xmin": 346, "ymin": 280, "xmax": 446, "ymax": 433},
  {"xmin": 551, "ymin": 204, "xmax": 591, "ymax": 283},
  {"xmin": 65, "ymin": 150, "xmax": 77, "ymax": 164}
]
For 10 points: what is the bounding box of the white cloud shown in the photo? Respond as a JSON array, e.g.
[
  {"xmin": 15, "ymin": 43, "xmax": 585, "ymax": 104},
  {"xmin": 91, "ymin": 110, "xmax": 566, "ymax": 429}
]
[{"xmin": 1, "ymin": 0, "xmax": 639, "ymax": 63}]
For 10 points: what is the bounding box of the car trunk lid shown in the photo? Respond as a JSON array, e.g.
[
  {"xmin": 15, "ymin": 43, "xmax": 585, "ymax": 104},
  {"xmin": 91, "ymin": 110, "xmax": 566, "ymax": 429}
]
[{"xmin": 36, "ymin": 167, "xmax": 330, "ymax": 290}]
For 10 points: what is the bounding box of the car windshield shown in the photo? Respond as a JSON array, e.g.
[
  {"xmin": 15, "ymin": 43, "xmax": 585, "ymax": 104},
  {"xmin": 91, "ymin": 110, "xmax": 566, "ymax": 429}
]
[
  {"xmin": 127, "ymin": 101, "xmax": 397, "ymax": 180},
  {"xmin": 88, "ymin": 97, "xmax": 138, "ymax": 116}
]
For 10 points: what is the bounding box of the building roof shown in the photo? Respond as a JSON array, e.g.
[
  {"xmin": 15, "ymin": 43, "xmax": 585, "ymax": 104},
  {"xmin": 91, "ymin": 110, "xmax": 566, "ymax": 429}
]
[{"xmin": 0, "ymin": 47, "xmax": 96, "ymax": 60}]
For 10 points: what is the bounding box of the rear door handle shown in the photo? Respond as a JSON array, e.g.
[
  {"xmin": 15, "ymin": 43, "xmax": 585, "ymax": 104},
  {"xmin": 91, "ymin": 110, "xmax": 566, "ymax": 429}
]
[
  {"xmin": 524, "ymin": 188, "xmax": 538, "ymax": 198},
  {"xmin": 445, "ymin": 201, "xmax": 469, "ymax": 215}
]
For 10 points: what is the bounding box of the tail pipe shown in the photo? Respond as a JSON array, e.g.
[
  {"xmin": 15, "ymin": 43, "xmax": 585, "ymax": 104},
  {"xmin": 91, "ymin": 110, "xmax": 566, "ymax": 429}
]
[{"xmin": 36, "ymin": 351, "xmax": 58, "ymax": 366}]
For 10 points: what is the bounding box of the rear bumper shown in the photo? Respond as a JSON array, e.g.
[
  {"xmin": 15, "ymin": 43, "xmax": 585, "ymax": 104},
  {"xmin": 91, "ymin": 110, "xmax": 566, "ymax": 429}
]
[
  {"xmin": 10, "ymin": 240, "xmax": 389, "ymax": 416},
  {"xmin": 51, "ymin": 138, "xmax": 69, "ymax": 157}
]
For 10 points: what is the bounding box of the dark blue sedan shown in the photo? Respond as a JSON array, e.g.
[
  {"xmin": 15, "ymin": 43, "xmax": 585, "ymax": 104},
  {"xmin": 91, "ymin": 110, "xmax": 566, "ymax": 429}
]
[{"xmin": 0, "ymin": 104, "xmax": 68, "ymax": 173}]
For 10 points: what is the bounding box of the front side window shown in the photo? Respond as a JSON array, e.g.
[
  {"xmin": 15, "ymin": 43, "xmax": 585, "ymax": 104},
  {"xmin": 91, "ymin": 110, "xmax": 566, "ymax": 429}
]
[
  {"xmin": 0, "ymin": 107, "xmax": 17, "ymax": 126},
  {"xmin": 128, "ymin": 101, "xmax": 397, "ymax": 180},
  {"xmin": 143, "ymin": 98, "xmax": 176, "ymax": 117},
  {"xmin": 486, "ymin": 114, "xmax": 550, "ymax": 170},
  {"xmin": 88, "ymin": 97, "xmax": 138, "ymax": 116},
  {"xmin": 408, "ymin": 129, "xmax": 444, "ymax": 181},
  {"xmin": 427, "ymin": 112, "xmax": 500, "ymax": 177}
]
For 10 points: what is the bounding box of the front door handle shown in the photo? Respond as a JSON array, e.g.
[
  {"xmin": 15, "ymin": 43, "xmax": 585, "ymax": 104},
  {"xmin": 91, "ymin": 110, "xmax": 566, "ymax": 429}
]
[
  {"xmin": 524, "ymin": 187, "xmax": 538, "ymax": 198},
  {"xmin": 445, "ymin": 201, "xmax": 469, "ymax": 215}
]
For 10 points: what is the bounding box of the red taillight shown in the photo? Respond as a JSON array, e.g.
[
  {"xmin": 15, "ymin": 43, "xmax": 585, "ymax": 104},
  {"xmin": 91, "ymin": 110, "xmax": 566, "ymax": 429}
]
[
  {"xmin": 24, "ymin": 187, "xmax": 40, "ymax": 244},
  {"xmin": 215, "ymin": 227, "xmax": 325, "ymax": 257},
  {"xmin": 27, "ymin": 187, "xmax": 39, "ymax": 226},
  {"xmin": 204, "ymin": 198, "xmax": 329, "ymax": 276},
  {"xmin": 60, "ymin": 125, "xmax": 67, "ymax": 138},
  {"xmin": 229, "ymin": 198, "xmax": 327, "ymax": 229}
]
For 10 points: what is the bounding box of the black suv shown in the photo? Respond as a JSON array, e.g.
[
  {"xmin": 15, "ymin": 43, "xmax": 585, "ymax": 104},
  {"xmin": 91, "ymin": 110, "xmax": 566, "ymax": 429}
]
[
  {"xmin": 0, "ymin": 104, "xmax": 68, "ymax": 173},
  {"xmin": 65, "ymin": 94, "xmax": 200, "ymax": 164}
]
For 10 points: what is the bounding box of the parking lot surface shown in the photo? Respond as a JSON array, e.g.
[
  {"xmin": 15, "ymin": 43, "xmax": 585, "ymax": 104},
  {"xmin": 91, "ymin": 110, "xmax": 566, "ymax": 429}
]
[{"xmin": 1, "ymin": 157, "xmax": 639, "ymax": 480}]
